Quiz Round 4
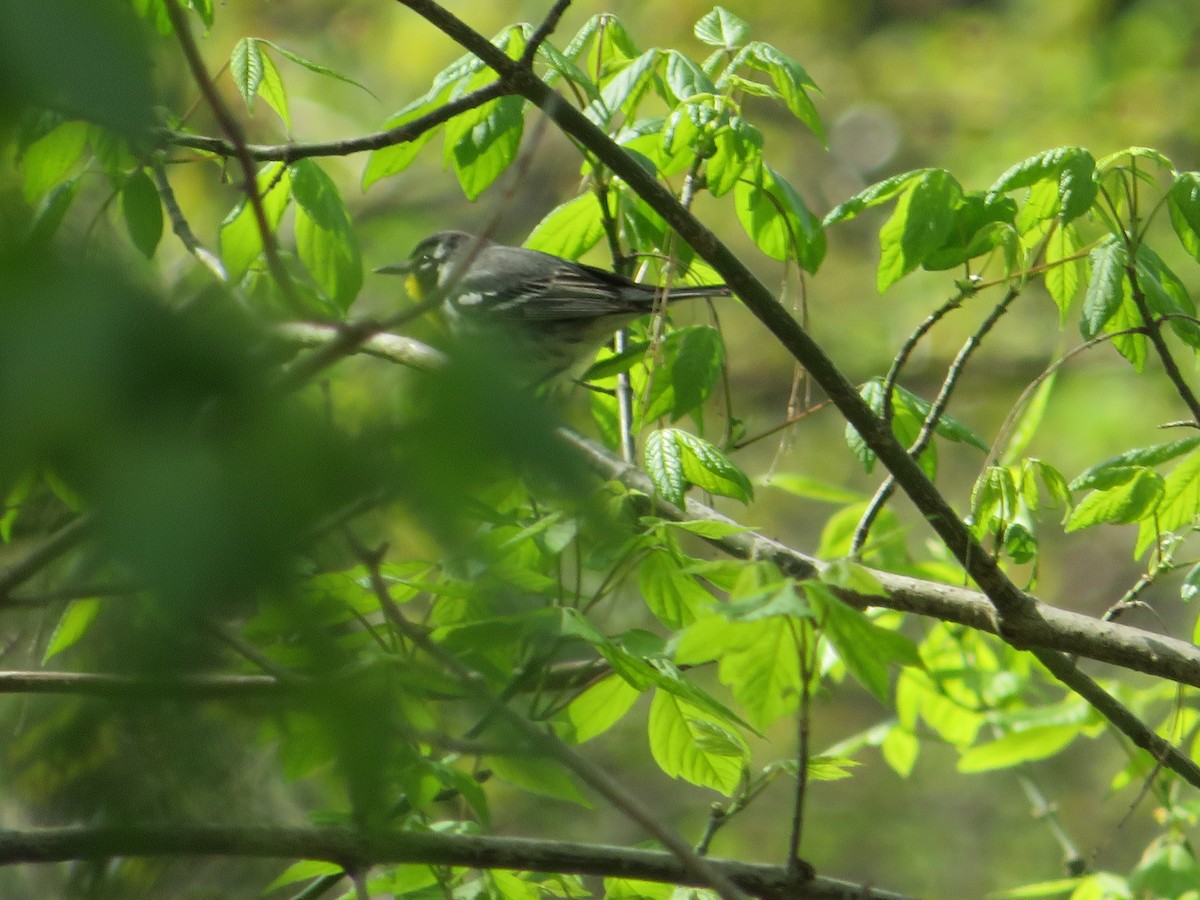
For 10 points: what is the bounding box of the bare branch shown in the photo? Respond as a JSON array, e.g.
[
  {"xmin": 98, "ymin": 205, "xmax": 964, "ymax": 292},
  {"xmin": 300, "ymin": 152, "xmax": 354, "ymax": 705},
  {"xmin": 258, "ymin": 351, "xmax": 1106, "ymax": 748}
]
[
  {"xmin": 163, "ymin": 79, "xmax": 511, "ymax": 162},
  {"xmin": 162, "ymin": 0, "xmax": 302, "ymax": 314},
  {"xmin": 0, "ymin": 823, "xmax": 909, "ymax": 900}
]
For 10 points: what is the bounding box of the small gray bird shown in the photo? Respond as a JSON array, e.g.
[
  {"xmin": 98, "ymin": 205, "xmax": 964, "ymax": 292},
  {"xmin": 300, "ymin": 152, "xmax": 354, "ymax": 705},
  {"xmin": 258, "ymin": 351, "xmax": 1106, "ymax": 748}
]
[{"xmin": 375, "ymin": 230, "xmax": 729, "ymax": 379}]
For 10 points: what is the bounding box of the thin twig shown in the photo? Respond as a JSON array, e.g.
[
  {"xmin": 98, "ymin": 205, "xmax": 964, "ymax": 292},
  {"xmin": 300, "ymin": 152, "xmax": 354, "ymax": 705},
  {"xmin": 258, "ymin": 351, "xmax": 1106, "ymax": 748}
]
[
  {"xmin": 162, "ymin": 0, "xmax": 303, "ymax": 314},
  {"xmin": 0, "ymin": 515, "xmax": 94, "ymax": 602},
  {"xmin": 852, "ymin": 284, "xmax": 1022, "ymax": 555},
  {"xmin": 349, "ymin": 534, "xmax": 758, "ymax": 900},
  {"xmin": 1126, "ymin": 264, "xmax": 1200, "ymax": 426},
  {"xmin": 150, "ymin": 158, "xmax": 228, "ymax": 283}
]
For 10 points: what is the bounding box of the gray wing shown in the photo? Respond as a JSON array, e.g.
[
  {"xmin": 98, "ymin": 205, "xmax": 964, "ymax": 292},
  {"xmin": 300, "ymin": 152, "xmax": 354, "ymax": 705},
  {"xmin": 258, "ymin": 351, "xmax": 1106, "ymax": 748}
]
[{"xmin": 453, "ymin": 249, "xmax": 651, "ymax": 321}]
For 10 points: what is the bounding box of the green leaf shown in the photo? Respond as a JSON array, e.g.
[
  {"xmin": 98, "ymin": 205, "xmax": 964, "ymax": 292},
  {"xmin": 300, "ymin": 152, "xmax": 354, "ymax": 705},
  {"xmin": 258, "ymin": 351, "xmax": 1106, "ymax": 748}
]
[
  {"xmin": 823, "ymin": 169, "xmax": 931, "ymax": 226},
  {"xmin": 1136, "ymin": 244, "xmax": 1200, "ymax": 349},
  {"xmin": 1079, "ymin": 237, "xmax": 1128, "ymax": 339},
  {"xmin": 1134, "ymin": 450, "xmax": 1200, "ymax": 553},
  {"xmin": 291, "ymin": 158, "xmax": 362, "ymax": 310},
  {"xmin": 664, "ymin": 50, "xmax": 716, "ymax": 101},
  {"xmin": 849, "ymin": 379, "xmax": 987, "ymax": 469},
  {"xmin": 881, "ymin": 727, "xmax": 919, "ymax": 777},
  {"xmin": 524, "ymin": 193, "xmax": 605, "ymax": 259},
  {"xmin": 487, "ymin": 754, "xmax": 590, "ymax": 807},
  {"xmin": 444, "ymin": 94, "xmax": 525, "ymax": 201},
  {"xmin": 256, "ymin": 38, "xmax": 375, "ymax": 98},
  {"xmin": 257, "ymin": 50, "xmax": 290, "ymax": 129},
  {"xmin": 644, "ymin": 429, "xmax": 686, "ymax": 506},
  {"xmin": 1064, "ymin": 467, "xmax": 1163, "ymax": 531},
  {"xmin": 638, "ymin": 550, "xmax": 713, "ymax": 628},
  {"xmin": 266, "ymin": 861, "xmax": 344, "ymax": 892},
  {"xmin": 642, "ymin": 326, "xmax": 725, "ymax": 422},
  {"xmin": 759, "ymin": 473, "xmax": 865, "ymax": 505},
  {"xmin": 987, "ymin": 146, "xmax": 1097, "ymax": 225},
  {"xmin": 595, "ymin": 49, "xmax": 663, "ymax": 123},
  {"xmin": 27, "ymin": 177, "xmax": 80, "ymax": 247},
  {"xmin": 1096, "ymin": 146, "xmax": 1174, "ymax": 172},
  {"xmin": 536, "ymin": 40, "xmax": 601, "ymax": 103},
  {"xmin": 957, "ymin": 725, "xmax": 1079, "ymax": 773},
  {"xmin": 1044, "ymin": 223, "xmax": 1082, "ymax": 322},
  {"xmin": 219, "ymin": 161, "xmax": 292, "ymax": 282},
  {"xmin": 744, "ymin": 42, "xmax": 824, "ymax": 142},
  {"xmin": 362, "ymin": 96, "xmax": 442, "ymax": 190},
  {"xmin": 714, "ymin": 617, "xmax": 804, "ymax": 730},
  {"xmin": 876, "ymin": 169, "xmax": 962, "ymax": 291},
  {"xmin": 809, "ymin": 583, "xmax": 920, "ymax": 701},
  {"xmin": 230, "ymin": 37, "xmax": 264, "ymax": 111},
  {"xmin": 735, "ymin": 162, "xmax": 825, "ymax": 272},
  {"xmin": 694, "ymin": 6, "xmax": 750, "ymax": 49},
  {"xmin": 920, "ymin": 191, "xmax": 1019, "ymax": 271},
  {"xmin": 1072, "ymin": 437, "xmax": 1200, "ymax": 492},
  {"xmin": 1000, "ymin": 374, "xmax": 1057, "ymax": 465},
  {"xmin": 675, "ymin": 430, "xmax": 753, "ymax": 502},
  {"xmin": 43, "ymin": 598, "xmax": 101, "ymax": 662},
  {"xmin": 604, "ymin": 877, "xmax": 674, "ymax": 900},
  {"xmin": 648, "ymin": 691, "xmax": 746, "ymax": 794},
  {"xmin": 1168, "ymin": 172, "xmax": 1200, "ymax": 264},
  {"xmin": 121, "ymin": 168, "xmax": 163, "ymax": 259},
  {"xmin": 705, "ymin": 117, "xmax": 760, "ymax": 197},
  {"xmin": 821, "ymin": 558, "xmax": 887, "ymax": 598},
  {"xmin": 660, "ymin": 519, "xmax": 750, "ymax": 540},
  {"xmin": 563, "ymin": 674, "xmax": 641, "ymax": 743},
  {"xmin": 21, "ymin": 120, "xmax": 89, "ymax": 203}
]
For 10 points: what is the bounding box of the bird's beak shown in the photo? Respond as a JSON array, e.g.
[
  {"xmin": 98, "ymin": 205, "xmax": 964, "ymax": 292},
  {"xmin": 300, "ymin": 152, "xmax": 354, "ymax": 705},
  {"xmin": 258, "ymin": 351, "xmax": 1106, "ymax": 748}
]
[{"xmin": 373, "ymin": 261, "xmax": 411, "ymax": 275}]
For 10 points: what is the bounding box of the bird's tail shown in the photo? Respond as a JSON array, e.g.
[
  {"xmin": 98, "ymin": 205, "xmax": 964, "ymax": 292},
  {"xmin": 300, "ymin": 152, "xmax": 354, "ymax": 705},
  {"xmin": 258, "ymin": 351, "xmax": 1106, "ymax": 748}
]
[{"xmin": 659, "ymin": 283, "xmax": 731, "ymax": 301}]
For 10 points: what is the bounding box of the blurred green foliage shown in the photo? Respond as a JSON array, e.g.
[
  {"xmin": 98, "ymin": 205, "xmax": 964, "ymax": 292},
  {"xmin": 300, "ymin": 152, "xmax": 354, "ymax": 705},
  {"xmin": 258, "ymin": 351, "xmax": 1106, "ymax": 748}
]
[{"xmin": 2, "ymin": 1, "xmax": 1200, "ymax": 899}]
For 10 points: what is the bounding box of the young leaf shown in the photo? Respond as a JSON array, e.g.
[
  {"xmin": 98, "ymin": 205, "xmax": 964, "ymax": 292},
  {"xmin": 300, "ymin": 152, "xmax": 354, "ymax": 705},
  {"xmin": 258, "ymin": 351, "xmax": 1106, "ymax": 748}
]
[
  {"xmin": 642, "ymin": 326, "xmax": 725, "ymax": 422},
  {"xmin": 121, "ymin": 167, "xmax": 163, "ymax": 258},
  {"xmin": 648, "ymin": 691, "xmax": 746, "ymax": 794},
  {"xmin": 987, "ymin": 146, "xmax": 1097, "ymax": 225},
  {"xmin": 43, "ymin": 598, "xmax": 102, "ymax": 662},
  {"xmin": 290, "ymin": 158, "xmax": 362, "ymax": 310},
  {"xmin": 1168, "ymin": 171, "xmax": 1200, "ymax": 264},
  {"xmin": 735, "ymin": 162, "xmax": 825, "ymax": 272},
  {"xmin": 664, "ymin": 50, "xmax": 716, "ymax": 101},
  {"xmin": 638, "ymin": 550, "xmax": 713, "ymax": 628},
  {"xmin": 809, "ymin": 583, "xmax": 921, "ymax": 702},
  {"xmin": 705, "ymin": 117, "xmax": 761, "ymax": 197},
  {"xmin": 597, "ymin": 49, "xmax": 663, "ymax": 122},
  {"xmin": 674, "ymin": 429, "xmax": 753, "ymax": 503},
  {"xmin": 21, "ymin": 120, "xmax": 89, "ymax": 203},
  {"xmin": 220, "ymin": 161, "xmax": 292, "ymax": 281},
  {"xmin": 257, "ymin": 50, "xmax": 290, "ymax": 129},
  {"xmin": 694, "ymin": 6, "xmax": 750, "ymax": 49},
  {"xmin": 1133, "ymin": 450, "xmax": 1200, "ymax": 554},
  {"xmin": 362, "ymin": 96, "xmax": 442, "ymax": 190},
  {"xmin": 1044, "ymin": 222, "xmax": 1082, "ymax": 322},
  {"xmin": 563, "ymin": 674, "xmax": 641, "ymax": 743},
  {"xmin": 876, "ymin": 169, "xmax": 962, "ymax": 291},
  {"xmin": 823, "ymin": 169, "xmax": 931, "ymax": 226},
  {"xmin": 1136, "ymin": 244, "xmax": 1200, "ymax": 349},
  {"xmin": 524, "ymin": 193, "xmax": 605, "ymax": 259},
  {"xmin": 1079, "ymin": 237, "xmax": 1128, "ymax": 339},
  {"xmin": 230, "ymin": 37, "xmax": 264, "ymax": 110},
  {"xmin": 1064, "ymin": 467, "xmax": 1163, "ymax": 531},
  {"xmin": 744, "ymin": 41, "xmax": 824, "ymax": 143},
  {"xmin": 256, "ymin": 38, "xmax": 375, "ymax": 98},
  {"xmin": 444, "ymin": 94, "xmax": 525, "ymax": 201},
  {"xmin": 957, "ymin": 725, "xmax": 1079, "ymax": 773},
  {"xmin": 644, "ymin": 428, "xmax": 687, "ymax": 506}
]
